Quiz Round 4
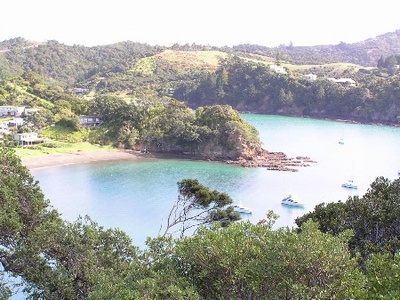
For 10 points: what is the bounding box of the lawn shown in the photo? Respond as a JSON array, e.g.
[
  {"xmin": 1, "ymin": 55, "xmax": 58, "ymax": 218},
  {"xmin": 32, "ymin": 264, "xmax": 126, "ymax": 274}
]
[{"xmin": 14, "ymin": 141, "xmax": 115, "ymax": 159}]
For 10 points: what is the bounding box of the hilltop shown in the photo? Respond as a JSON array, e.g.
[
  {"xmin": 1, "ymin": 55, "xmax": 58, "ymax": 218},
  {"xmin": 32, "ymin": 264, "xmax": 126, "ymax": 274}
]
[{"xmin": 2, "ymin": 29, "xmax": 400, "ymax": 87}]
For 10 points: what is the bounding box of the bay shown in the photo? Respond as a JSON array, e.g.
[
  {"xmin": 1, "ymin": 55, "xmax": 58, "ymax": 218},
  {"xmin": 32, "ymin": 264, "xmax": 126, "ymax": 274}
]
[{"xmin": 31, "ymin": 114, "xmax": 400, "ymax": 248}]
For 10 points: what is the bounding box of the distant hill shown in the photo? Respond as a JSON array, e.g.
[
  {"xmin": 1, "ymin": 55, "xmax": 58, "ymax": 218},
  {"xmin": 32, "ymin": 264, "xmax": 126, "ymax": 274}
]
[
  {"xmin": 231, "ymin": 29, "xmax": 400, "ymax": 67},
  {"xmin": 2, "ymin": 30, "xmax": 400, "ymax": 126},
  {"xmin": 1, "ymin": 29, "xmax": 400, "ymax": 88},
  {"xmin": 0, "ymin": 38, "xmax": 164, "ymax": 87},
  {"xmin": 1, "ymin": 29, "xmax": 400, "ymax": 98}
]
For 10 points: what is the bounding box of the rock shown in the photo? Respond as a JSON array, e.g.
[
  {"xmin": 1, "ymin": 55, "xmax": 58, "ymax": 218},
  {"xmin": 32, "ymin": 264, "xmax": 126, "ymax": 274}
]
[{"xmin": 224, "ymin": 149, "xmax": 316, "ymax": 171}]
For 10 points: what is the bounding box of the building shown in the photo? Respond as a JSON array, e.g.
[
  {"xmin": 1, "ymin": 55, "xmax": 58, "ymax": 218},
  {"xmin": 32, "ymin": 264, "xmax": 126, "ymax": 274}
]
[
  {"xmin": 14, "ymin": 132, "xmax": 46, "ymax": 145},
  {"xmin": 328, "ymin": 77, "xmax": 356, "ymax": 86},
  {"xmin": 74, "ymin": 87, "xmax": 89, "ymax": 94},
  {"xmin": 8, "ymin": 117, "xmax": 24, "ymax": 127},
  {"xmin": 269, "ymin": 64, "xmax": 287, "ymax": 75},
  {"xmin": 303, "ymin": 74, "xmax": 317, "ymax": 81},
  {"xmin": 0, "ymin": 106, "xmax": 25, "ymax": 117},
  {"xmin": 79, "ymin": 115, "xmax": 103, "ymax": 127}
]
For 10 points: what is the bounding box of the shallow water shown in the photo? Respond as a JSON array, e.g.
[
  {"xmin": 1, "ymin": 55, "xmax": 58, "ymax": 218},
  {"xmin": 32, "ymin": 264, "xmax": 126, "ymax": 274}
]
[{"xmin": 31, "ymin": 114, "xmax": 400, "ymax": 247}]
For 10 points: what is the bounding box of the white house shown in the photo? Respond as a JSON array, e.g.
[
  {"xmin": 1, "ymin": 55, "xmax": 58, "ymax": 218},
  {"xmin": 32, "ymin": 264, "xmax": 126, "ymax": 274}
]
[
  {"xmin": 328, "ymin": 77, "xmax": 356, "ymax": 86},
  {"xmin": 79, "ymin": 115, "xmax": 103, "ymax": 127},
  {"xmin": 14, "ymin": 132, "xmax": 46, "ymax": 145},
  {"xmin": 303, "ymin": 74, "xmax": 317, "ymax": 81},
  {"xmin": 8, "ymin": 117, "xmax": 24, "ymax": 127},
  {"xmin": 74, "ymin": 87, "xmax": 89, "ymax": 94},
  {"xmin": 269, "ymin": 64, "xmax": 287, "ymax": 75},
  {"xmin": 0, "ymin": 106, "xmax": 25, "ymax": 117},
  {"xmin": 336, "ymin": 78, "xmax": 356, "ymax": 86}
]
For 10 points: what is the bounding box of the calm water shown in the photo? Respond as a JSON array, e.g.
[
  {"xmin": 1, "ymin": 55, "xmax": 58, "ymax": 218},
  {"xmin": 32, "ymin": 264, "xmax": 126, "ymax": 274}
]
[{"xmin": 31, "ymin": 114, "xmax": 400, "ymax": 248}]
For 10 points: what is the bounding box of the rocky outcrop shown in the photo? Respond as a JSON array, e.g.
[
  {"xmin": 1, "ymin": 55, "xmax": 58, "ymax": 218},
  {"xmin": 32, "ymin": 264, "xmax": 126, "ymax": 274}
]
[
  {"xmin": 217, "ymin": 135, "xmax": 316, "ymax": 172},
  {"xmin": 142, "ymin": 142, "xmax": 316, "ymax": 172},
  {"xmin": 225, "ymin": 149, "xmax": 316, "ymax": 172}
]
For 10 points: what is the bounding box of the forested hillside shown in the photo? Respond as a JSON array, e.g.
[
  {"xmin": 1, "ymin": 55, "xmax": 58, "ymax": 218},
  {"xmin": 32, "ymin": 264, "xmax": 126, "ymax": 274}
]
[{"xmin": 1, "ymin": 30, "xmax": 400, "ymax": 126}]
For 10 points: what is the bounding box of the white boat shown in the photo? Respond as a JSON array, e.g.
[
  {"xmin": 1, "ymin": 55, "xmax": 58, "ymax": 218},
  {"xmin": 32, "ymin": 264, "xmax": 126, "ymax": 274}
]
[
  {"xmin": 233, "ymin": 203, "xmax": 252, "ymax": 214},
  {"xmin": 342, "ymin": 179, "xmax": 358, "ymax": 189},
  {"xmin": 338, "ymin": 138, "xmax": 344, "ymax": 145},
  {"xmin": 281, "ymin": 194, "xmax": 305, "ymax": 208}
]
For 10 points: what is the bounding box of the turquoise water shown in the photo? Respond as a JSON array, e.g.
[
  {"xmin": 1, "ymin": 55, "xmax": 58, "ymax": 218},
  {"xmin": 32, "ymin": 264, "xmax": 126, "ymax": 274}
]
[{"xmin": 31, "ymin": 114, "xmax": 400, "ymax": 248}]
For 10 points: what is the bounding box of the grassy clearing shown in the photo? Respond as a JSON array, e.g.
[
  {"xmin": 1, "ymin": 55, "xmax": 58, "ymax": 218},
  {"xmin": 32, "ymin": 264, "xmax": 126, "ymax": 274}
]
[
  {"xmin": 131, "ymin": 57, "xmax": 157, "ymax": 75},
  {"xmin": 40, "ymin": 125, "xmax": 90, "ymax": 143},
  {"xmin": 192, "ymin": 51, "xmax": 228, "ymax": 65},
  {"xmin": 14, "ymin": 141, "xmax": 115, "ymax": 159},
  {"xmin": 13, "ymin": 124, "xmax": 115, "ymax": 159},
  {"xmin": 286, "ymin": 62, "xmax": 370, "ymax": 73},
  {"xmin": 156, "ymin": 50, "xmax": 226, "ymax": 69},
  {"xmin": 155, "ymin": 50, "xmax": 368, "ymax": 77}
]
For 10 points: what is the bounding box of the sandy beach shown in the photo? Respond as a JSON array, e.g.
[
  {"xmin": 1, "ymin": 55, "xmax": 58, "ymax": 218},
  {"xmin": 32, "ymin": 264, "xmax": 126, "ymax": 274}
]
[
  {"xmin": 21, "ymin": 149, "xmax": 139, "ymax": 169},
  {"xmin": 20, "ymin": 148, "xmax": 315, "ymax": 172}
]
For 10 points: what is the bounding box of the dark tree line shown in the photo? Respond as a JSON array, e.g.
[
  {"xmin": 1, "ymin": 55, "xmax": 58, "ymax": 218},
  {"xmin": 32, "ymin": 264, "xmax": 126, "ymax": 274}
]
[
  {"xmin": 176, "ymin": 56, "xmax": 400, "ymax": 125},
  {"xmin": 89, "ymin": 95, "xmax": 260, "ymax": 160}
]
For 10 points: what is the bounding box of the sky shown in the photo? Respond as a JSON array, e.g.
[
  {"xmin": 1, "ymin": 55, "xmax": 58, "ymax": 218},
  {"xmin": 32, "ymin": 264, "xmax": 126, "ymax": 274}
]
[{"xmin": 1, "ymin": 0, "xmax": 399, "ymax": 48}]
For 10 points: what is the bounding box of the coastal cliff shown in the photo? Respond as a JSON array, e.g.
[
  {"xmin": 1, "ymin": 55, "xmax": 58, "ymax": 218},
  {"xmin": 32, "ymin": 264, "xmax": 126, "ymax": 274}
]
[{"xmin": 142, "ymin": 140, "xmax": 315, "ymax": 172}]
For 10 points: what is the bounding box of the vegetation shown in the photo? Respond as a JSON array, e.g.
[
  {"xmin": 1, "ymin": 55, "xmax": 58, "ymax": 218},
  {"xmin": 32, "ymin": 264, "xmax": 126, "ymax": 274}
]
[
  {"xmin": 88, "ymin": 95, "xmax": 262, "ymax": 160},
  {"xmin": 3, "ymin": 34, "xmax": 400, "ymax": 127},
  {"xmin": 177, "ymin": 55, "xmax": 400, "ymax": 125},
  {"xmin": 296, "ymin": 176, "xmax": 400, "ymax": 260},
  {"xmin": 162, "ymin": 179, "xmax": 240, "ymax": 237},
  {"xmin": 4, "ymin": 146, "xmax": 400, "ymax": 298},
  {"xmin": 13, "ymin": 141, "xmax": 114, "ymax": 159},
  {"xmin": 2, "ymin": 32, "xmax": 400, "ymax": 298}
]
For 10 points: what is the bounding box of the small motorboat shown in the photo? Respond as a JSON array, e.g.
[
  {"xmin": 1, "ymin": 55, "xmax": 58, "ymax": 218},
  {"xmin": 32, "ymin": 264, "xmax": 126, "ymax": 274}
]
[
  {"xmin": 281, "ymin": 194, "xmax": 305, "ymax": 208},
  {"xmin": 342, "ymin": 179, "xmax": 358, "ymax": 189},
  {"xmin": 233, "ymin": 203, "xmax": 252, "ymax": 214}
]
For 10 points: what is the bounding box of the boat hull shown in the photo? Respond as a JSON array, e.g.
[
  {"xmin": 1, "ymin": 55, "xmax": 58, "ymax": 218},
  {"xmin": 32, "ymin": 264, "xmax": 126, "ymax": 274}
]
[
  {"xmin": 341, "ymin": 181, "xmax": 357, "ymax": 189},
  {"xmin": 342, "ymin": 184, "xmax": 357, "ymax": 189},
  {"xmin": 233, "ymin": 204, "xmax": 252, "ymax": 214},
  {"xmin": 281, "ymin": 195, "xmax": 305, "ymax": 208}
]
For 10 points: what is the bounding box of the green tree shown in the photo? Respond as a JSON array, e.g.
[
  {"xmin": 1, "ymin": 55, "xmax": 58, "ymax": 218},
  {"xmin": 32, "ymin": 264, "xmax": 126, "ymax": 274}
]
[
  {"xmin": 162, "ymin": 179, "xmax": 240, "ymax": 237},
  {"xmin": 0, "ymin": 147, "xmax": 145, "ymax": 299},
  {"xmin": 195, "ymin": 105, "xmax": 260, "ymax": 151},
  {"xmin": 296, "ymin": 176, "xmax": 400, "ymax": 259},
  {"xmin": 0, "ymin": 146, "xmax": 62, "ymax": 297},
  {"xmin": 24, "ymin": 109, "xmax": 54, "ymax": 130},
  {"xmin": 133, "ymin": 235, "xmax": 201, "ymax": 300},
  {"xmin": 363, "ymin": 252, "xmax": 400, "ymax": 299},
  {"xmin": 174, "ymin": 218, "xmax": 365, "ymax": 299}
]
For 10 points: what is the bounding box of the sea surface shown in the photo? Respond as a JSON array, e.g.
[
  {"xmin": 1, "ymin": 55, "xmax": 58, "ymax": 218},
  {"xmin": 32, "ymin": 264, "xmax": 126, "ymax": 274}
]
[{"xmin": 31, "ymin": 114, "xmax": 400, "ymax": 248}]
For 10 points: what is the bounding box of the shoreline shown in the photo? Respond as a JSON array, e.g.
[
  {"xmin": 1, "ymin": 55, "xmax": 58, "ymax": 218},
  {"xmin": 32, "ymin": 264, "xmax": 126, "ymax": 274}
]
[
  {"xmin": 21, "ymin": 149, "xmax": 139, "ymax": 170},
  {"xmin": 241, "ymin": 111, "xmax": 400, "ymax": 128},
  {"xmin": 21, "ymin": 149, "xmax": 219, "ymax": 170},
  {"xmin": 21, "ymin": 148, "xmax": 316, "ymax": 172}
]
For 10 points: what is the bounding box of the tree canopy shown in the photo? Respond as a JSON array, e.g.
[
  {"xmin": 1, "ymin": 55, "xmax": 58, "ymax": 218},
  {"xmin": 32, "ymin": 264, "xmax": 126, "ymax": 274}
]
[
  {"xmin": 3, "ymin": 146, "xmax": 400, "ymax": 298},
  {"xmin": 296, "ymin": 176, "xmax": 400, "ymax": 260}
]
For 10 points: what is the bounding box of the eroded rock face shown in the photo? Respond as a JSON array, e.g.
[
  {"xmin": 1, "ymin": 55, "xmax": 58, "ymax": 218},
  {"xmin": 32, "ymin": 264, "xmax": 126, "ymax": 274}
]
[
  {"xmin": 145, "ymin": 136, "xmax": 316, "ymax": 172},
  {"xmin": 141, "ymin": 109, "xmax": 316, "ymax": 171}
]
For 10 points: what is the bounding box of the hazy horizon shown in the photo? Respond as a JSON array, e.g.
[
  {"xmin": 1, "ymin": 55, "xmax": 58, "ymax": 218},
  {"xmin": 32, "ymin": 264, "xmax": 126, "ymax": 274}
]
[{"xmin": 2, "ymin": 0, "xmax": 399, "ymax": 48}]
